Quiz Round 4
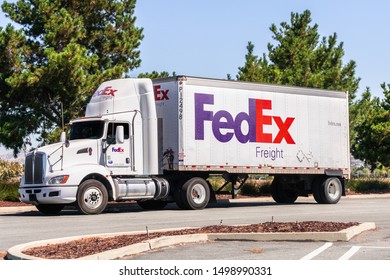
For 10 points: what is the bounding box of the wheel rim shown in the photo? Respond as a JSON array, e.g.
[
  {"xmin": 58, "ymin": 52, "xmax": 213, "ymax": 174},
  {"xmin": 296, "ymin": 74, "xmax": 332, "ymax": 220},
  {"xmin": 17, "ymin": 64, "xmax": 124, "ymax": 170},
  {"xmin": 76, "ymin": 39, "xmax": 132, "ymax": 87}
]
[
  {"xmin": 326, "ymin": 179, "xmax": 341, "ymax": 200},
  {"xmin": 191, "ymin": 183, "xmax": 206, "ymax": 204},
  {"xmin": 83, "ymin": 187, "xmax": 103, "ymax": 209}
]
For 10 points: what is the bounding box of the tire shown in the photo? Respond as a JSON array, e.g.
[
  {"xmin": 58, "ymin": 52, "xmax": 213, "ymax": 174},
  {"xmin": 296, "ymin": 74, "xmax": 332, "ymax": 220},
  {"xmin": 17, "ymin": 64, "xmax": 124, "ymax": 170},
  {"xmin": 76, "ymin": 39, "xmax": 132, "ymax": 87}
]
[
  {"xmin": 271, "ymin": 177, "xmax": 298, "ymax": 204},
  {"xmin": 174, "ymin": 181, "xmax": 187, "ymax": 210},
  {"xmin": 271, "ymin": 178, "xmax": 282, "ymax": 203},
  {"xmin": 176, "ymin": 177, "xmax": 210, "ymax": 210},
  {"xmin": 321, "ymin": 177, "xmax": 342, "ymax": 204},
  {"xmin": 36, "ymin": 204, "xmax": 64, "ymax": 215},
  {"xmin": 76, "ymin": 179, "xmax": 108, "ymax": 215},
  {"xmin": 137, "ymin": 200, "xmax": 168, "ymax": 210},
  {"xmin": 312, "ymin": 177, "xmax": 325, "ymax": 203}
]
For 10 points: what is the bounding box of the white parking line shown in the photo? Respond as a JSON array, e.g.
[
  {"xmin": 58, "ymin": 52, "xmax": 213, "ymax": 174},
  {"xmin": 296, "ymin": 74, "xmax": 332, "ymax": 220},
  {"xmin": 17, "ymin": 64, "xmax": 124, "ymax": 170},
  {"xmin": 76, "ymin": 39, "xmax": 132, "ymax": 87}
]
[
  {"xmin": 300, "ymin": 242, "xmax": 333, "ymax": 260},
  {"xmin": 338, "ymin": 246, "xmax": 361, "ymax": 260}
]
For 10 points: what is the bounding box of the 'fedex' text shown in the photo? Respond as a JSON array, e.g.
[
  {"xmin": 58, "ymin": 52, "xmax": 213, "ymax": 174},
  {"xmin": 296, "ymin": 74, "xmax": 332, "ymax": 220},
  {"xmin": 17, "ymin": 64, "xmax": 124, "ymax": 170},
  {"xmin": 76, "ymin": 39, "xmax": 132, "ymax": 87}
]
[
  {"xmin": 93, "ymin": 86, "xmax": 117, "ymax": 97},
  {"xmin": 195, "ymin": 93, "xmax": 295, "ymax": 144},
  {"xmin": 112, "ymin": 147, "xmax": 124, "ymax": 153},
  {"xmin": 154, "ymin": 85, "xmax": 169, "ymax": 101}
]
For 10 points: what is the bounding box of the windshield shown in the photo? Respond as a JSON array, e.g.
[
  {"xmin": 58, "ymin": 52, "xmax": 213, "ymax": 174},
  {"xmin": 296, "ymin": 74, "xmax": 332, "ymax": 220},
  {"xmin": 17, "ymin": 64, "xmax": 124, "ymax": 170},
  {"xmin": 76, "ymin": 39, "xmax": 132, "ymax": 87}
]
[{"xmin": 70, "ymin": 121, "xmax": 105, "ymax": 140}]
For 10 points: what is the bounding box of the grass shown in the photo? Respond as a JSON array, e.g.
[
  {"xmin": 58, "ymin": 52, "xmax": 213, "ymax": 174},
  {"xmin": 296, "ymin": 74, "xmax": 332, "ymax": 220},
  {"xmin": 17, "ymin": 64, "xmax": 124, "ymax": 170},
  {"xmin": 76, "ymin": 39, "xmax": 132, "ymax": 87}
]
[{"xmin": 0, "ymin": 181, "xmax": 20, "ymax": 202}]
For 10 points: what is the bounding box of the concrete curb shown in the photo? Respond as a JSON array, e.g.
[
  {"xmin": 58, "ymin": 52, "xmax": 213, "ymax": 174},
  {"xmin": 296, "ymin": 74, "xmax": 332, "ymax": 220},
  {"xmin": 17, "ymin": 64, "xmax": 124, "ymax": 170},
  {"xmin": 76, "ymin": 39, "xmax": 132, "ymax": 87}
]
[
  {"xmin": 0, "ymin": 206, "xmax": 36, "ymax": 214},
  {"xmin": 6, "ymin": 222, "xmax": 376, "ymax": 260},
  {"xmin": 208, "ymin": 223, "xmax": 376, "ymax": 242}
]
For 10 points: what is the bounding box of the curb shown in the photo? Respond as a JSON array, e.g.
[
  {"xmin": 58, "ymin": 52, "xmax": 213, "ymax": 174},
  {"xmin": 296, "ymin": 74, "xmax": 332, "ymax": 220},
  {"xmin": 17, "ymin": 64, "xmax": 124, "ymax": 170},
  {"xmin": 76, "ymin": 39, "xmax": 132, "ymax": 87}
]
[
  {"xmin": 6, "ymin": 222, "xmax": 376, "ymax": 260},
  {"xmin": 0, "ymin": 206, "xmax": 36, "ymax": 214}
]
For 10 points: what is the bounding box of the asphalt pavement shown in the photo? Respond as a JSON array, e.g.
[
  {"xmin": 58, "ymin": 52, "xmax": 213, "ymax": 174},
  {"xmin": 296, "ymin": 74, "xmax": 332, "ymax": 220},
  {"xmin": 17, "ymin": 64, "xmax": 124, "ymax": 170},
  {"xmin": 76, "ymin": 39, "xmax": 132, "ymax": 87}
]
[{"xmin": 2, "ymin": 194, "xmax": 390, "ymax": 260}]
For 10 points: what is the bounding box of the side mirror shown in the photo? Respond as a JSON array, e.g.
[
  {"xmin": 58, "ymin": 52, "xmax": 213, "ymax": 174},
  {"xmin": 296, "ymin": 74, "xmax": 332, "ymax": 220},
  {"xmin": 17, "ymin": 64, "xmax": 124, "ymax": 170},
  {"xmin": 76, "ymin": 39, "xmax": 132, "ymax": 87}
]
[
  {"xmin": 60, "ymin": 131, "xmax": 66, "ymax": 142},
  {"xmin": 116, "ymin": 126, "xmax": 124, "ymax": 144}
]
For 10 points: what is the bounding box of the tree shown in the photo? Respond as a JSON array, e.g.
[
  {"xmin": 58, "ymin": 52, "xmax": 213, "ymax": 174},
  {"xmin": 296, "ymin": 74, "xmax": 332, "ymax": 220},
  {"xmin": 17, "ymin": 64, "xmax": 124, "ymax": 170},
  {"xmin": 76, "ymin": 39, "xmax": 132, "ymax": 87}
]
[
  {"xmin": 0, "ymin": 0, "xmax": 143, "ymax": 156},
  {"xmin": 137, "ymin": 71, "xmax": 176, "ymax": 79},
  {"xmin": 237, "ymin": 10, "xmax": 360, "ymax": 101},
  {"xmin": 351, "ymin": 86, "xmax": 390, "ymax": 170},
  {"xmin": 237, "ymin": 42, "xmax": 271, "ymax": 83}
]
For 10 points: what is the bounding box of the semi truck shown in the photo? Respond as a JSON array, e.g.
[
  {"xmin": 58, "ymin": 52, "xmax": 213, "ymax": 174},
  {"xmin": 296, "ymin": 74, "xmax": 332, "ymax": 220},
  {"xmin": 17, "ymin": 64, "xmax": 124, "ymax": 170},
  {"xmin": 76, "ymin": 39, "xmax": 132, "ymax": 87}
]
[{"xmin": 19, "ymin": 76, "xmax": 350, "ymax": 215}]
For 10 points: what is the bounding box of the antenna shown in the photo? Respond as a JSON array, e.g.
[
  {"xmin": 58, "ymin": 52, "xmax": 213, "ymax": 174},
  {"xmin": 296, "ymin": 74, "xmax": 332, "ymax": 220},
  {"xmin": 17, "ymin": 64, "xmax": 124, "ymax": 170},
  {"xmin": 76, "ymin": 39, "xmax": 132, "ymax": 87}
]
[{"xmin": 61, "ymin": 102, "xmax": 64, "ymax": 131}]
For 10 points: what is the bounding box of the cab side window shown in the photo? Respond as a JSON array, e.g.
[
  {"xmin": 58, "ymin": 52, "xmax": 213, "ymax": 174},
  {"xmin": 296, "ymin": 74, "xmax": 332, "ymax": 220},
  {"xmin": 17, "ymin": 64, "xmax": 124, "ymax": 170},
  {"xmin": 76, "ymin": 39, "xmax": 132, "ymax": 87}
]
[{"xmin": 107, "ymin": 123, "xmax": 130, "ymax": 143}]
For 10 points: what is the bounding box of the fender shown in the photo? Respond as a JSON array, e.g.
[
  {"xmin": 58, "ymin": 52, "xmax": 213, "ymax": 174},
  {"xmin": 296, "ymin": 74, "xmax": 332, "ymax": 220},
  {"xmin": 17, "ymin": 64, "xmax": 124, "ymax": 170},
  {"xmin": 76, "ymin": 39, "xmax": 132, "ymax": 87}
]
[{"xmin": 48, "ymin": 164, "xmax": 117, "ymax": 199}]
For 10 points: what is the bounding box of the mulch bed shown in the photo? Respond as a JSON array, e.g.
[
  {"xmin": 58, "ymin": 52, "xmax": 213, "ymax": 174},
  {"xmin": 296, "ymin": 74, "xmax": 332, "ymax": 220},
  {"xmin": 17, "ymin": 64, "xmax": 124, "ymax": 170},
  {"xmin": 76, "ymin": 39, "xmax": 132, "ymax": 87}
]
[
  {"xmin": 0, "ymin": 201, "xmax": 31, "ymax": 207},
  {"xmin": 22, "ymin": 221, "xmax": 359, "ymax": 259}
]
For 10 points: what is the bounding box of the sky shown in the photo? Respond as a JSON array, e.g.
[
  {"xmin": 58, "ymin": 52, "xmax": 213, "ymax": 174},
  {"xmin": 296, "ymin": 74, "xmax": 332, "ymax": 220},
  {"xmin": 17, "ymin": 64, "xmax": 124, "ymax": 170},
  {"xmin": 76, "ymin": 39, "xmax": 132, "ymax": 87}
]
[{"xmin": 1, "ymin": 0, "xmax": 390, "ymax": 154}]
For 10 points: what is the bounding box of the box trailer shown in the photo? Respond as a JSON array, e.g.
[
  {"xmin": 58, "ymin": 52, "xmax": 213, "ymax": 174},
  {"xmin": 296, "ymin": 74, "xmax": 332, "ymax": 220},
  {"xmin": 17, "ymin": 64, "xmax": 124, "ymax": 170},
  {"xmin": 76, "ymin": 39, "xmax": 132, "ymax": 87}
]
[{"xmin": 19, "ymin": 76, "xmax": 350, "ymax": 214}]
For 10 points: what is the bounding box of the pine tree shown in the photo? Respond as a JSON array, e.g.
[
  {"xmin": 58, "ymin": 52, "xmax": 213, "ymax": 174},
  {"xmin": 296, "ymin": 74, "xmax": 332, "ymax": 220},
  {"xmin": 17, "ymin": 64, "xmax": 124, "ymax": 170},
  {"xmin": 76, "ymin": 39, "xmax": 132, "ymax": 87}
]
[
  {"xmin": 351, "ymin": 87, "xmax": 390, "ymax": 169},
  {"xmin": 0, "ymin": 0, "xmax": 143, "ymax": 155},
  {"xmin": 237, "ymin": 10, "xmax": 360, "ymax": 101}
]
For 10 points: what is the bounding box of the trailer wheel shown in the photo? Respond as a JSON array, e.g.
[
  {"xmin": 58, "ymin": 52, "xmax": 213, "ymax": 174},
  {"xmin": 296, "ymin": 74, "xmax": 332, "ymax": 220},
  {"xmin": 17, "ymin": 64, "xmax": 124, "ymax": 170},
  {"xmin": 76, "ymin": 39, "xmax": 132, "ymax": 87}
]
[
  {"xmin": 321, "ymin": 177, "xmax": 342, "ymax": 204},
  {"xmin": 271, "ymin": 178, "xmax": 298, "ymax": 204},
  {"xmin": 76, "ymin": 179, "xmax": 108, "ymax": 215},
  {"xmin": 137, "ymin": 200, "xmax": 168, "ymax": 210},
  {"xmin": 36, "ymin": 204, "xmax": 64, "ymax": 215},
  {"xmin": 177, "ymin": 177, "xmax": 210, "ymax": 210}
]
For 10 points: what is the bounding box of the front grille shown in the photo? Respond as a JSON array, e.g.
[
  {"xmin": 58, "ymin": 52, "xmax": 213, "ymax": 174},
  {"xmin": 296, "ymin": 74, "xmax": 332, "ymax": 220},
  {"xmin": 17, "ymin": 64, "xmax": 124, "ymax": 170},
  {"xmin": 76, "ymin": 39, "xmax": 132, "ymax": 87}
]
[
  {"xmin": 24, "ymin": 152, "xmax": 45, "ymax": 184},
  {"xmin": 24, "ymin": 154, "xmax": 34, "ymax": 184},
  {"xmin": 33, "ymin": 153, "xmax": 44, "ymax": 184}
]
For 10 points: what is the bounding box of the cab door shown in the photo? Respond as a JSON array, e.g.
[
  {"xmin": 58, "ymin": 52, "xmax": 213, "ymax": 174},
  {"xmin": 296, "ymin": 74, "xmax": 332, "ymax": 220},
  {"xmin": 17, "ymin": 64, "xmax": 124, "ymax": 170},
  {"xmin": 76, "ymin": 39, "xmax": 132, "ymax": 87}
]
[{"xmin": 104, "ymin": 122, "xmax": 131, "ymax": 173}]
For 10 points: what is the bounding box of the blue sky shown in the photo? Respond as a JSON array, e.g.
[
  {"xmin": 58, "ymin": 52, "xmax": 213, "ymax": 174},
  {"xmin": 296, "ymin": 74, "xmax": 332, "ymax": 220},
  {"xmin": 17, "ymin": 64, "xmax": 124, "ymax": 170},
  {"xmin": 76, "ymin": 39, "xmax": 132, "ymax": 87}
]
[{"xmin": 1, "ymin": 0, "xmax": 390, "ymax": 154}]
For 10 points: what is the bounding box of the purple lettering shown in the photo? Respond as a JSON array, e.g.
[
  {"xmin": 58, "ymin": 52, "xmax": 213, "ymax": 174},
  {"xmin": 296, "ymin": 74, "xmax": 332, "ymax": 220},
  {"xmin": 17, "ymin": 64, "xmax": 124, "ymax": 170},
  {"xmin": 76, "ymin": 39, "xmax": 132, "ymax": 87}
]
[
  {"xmin": 234, "ymin": 99, "xmax": 257, "ymax": 143},
  {"xmin": 194, "ymin": 93, "xmax": 296, "ymax": 144},
  {"xmin": 212, "ymin": 110, "xmax": 234, "ymax": 142},
  {"xmin": 195, "ymin": 93, "xmax": 214, "ymax": 140}
]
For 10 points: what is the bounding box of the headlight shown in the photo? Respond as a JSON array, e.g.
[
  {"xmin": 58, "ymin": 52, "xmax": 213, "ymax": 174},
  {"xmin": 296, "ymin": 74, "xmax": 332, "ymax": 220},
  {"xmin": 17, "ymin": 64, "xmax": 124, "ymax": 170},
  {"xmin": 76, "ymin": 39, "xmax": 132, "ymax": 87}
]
[{"xmin": 49, "ymin": 175, "xmax": 69, "ymax": 184}]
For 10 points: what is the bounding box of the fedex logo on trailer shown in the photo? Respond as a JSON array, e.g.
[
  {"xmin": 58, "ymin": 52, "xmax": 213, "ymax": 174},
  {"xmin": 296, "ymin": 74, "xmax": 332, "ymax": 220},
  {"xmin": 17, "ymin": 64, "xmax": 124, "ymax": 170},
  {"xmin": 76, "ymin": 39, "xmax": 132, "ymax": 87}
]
[{"xmin": 195, "ymin": 93, "xmax": 295, "ymax": 144}]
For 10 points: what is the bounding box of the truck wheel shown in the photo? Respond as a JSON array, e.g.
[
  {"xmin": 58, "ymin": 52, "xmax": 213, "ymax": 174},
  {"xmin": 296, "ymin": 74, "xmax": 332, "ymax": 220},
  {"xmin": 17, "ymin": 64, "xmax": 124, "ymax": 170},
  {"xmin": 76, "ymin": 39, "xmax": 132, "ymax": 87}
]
[
  {"xmin": 137, "ymin": 200, "xmax": 168, "ymax": 210},
  {"xmin": 312, "ymin": 177, "xmax": 325, "ymax": 203},
  {"xmin": 271, "ymin": 178, "xmax": 298, "ymax": 204},
  {"xmin": 174, "ymin": 180, "xmax": 187, "ymax": 209},
  {"xmin": 321, "ymin": 177, "xmax": 342, "ymax": 204},
  {"xmin": 36, "ymin": 204, "xmax": 64, "ymax": 215},
  {"xmin": 271, "ymin": 179, "xmax": 282, "ymax": 203},
  {"xmin": 76, "ymin": 179, "xmax": 108, "ymax": 215},
  {"xmin": 177, "ymin": 177, "xmax": 210, "ymax": 210}
]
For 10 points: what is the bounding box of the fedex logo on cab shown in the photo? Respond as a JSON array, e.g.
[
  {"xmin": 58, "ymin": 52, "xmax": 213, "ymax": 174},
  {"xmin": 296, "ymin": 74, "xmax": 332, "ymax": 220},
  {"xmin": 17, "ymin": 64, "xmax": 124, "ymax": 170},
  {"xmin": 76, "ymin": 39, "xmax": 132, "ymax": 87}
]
[
  {"xmin": 194, "ymin": 93, "xmax": 295, "ymax": 144},
  {"xmin": 112, "ymin": 147, "xmax": 124, "ymax": 153}
]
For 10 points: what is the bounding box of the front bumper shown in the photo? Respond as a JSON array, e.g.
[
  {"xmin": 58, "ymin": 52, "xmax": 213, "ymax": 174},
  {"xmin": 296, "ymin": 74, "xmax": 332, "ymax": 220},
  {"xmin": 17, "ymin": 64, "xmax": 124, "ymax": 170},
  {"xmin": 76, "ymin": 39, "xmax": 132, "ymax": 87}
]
[{"xmin": 19, "ymin": 186, "xmax": 78, "ymax": 205}]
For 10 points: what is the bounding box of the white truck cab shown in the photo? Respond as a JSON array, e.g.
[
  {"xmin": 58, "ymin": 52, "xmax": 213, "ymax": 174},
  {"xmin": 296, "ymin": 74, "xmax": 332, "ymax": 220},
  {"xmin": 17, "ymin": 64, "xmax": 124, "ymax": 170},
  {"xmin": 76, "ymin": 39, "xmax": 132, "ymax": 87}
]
[{"xmin": 20, "ymin": 78, "xmax": 168, "ymax": 214}]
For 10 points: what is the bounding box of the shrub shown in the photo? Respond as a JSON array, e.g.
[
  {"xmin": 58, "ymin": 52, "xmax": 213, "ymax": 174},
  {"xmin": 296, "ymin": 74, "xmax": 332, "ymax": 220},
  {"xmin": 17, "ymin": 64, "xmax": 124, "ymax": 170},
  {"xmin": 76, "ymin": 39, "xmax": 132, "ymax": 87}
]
[
  {"xmin": 208, "ymin": 176, "xmax": 228, "ymax": 191},
  {"xmin": 239, "ymin": 178, "xmax": 272, "ymax": 196},
  {"xmin": 0, "ymin": 159, "xmax": 23, "ymax": 181},
  {"xmin": 208, "ymin": 175, "xmax": 273, "ymax": 196},
  {"xmin": 347, "ymin": 178, "xmax": 390, "ymax": 193},
  {"xmin": 0, "ymin": 159, "xmax": 23, "ymax": 201},
  {"xmin": 0, "ymin": 181, "xmax": 20, "ymax": 202}
]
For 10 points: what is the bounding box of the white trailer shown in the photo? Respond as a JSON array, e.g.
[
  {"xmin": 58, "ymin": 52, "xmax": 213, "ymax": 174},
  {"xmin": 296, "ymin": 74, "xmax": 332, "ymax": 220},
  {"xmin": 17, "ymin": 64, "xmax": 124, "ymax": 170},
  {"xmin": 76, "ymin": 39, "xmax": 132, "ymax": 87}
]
[{"xmin": 19, "ymin": 76, "xmax": 350, "ymax": 214}]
